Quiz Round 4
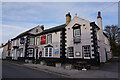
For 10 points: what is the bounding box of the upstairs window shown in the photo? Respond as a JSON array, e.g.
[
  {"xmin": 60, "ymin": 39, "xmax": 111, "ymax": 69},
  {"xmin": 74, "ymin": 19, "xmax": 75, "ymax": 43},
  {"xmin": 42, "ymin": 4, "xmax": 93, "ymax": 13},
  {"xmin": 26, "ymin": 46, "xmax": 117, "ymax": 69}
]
[
  {"xmin": 47, "ymin": 34, "xmax": 52, "ymax": 44},
  {"xmin": 74, "ymin": 29, "xmax": 80, "ymax": 37},
  {"xmin": 36, "ymin": 29, "xmax": 38, "ymax": 33},
  {"xmin": 36, "ymin": 37, "xmax": 40, "ymax": 45},
  {"xmin": 72, "ymin": 24, "xmax": 81, "ymax": 43},
  {"xmin": 29, "ymin": 37, "xmax": 34, "ymax": 45}
]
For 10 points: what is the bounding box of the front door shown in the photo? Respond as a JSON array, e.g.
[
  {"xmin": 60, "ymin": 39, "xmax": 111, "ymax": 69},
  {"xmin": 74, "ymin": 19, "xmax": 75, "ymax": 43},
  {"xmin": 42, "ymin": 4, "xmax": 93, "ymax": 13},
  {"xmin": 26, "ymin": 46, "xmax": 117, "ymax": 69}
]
[
  {"xmin": 36, "ymin": 49, "xmax": 38, "ymax": 59},
  {"xmin": 105, "ymin": 48, "xmax": 108, "ymax": 61}
]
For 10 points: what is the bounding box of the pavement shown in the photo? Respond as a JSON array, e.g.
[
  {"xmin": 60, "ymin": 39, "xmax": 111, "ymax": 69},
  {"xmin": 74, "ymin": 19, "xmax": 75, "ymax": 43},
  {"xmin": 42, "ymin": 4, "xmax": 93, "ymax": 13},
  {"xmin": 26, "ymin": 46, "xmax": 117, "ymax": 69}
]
[
  {"xmin": 2, "ymin": 57, "xmax": 120, "ymax": 79},
  {"xmin": 24, "ymin": 63, "xmax": 119, "ymax": 78}
]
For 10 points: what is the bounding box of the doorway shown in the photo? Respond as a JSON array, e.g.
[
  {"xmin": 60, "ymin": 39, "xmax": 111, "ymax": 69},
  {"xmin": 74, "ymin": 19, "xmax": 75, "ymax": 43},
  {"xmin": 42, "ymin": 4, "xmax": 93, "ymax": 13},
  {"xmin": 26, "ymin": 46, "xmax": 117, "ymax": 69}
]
[{"xmin": 36, "ymin": 49, "xmax": 39, "ymax": 59}]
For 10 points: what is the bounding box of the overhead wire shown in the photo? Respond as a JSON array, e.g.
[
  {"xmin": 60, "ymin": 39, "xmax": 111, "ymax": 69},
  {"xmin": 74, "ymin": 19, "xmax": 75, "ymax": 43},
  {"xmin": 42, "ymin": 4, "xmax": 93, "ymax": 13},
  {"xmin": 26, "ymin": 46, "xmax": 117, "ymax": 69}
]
[{"xmin": 85, "ymin": 2, "xmax": 118, "ymax": 20}]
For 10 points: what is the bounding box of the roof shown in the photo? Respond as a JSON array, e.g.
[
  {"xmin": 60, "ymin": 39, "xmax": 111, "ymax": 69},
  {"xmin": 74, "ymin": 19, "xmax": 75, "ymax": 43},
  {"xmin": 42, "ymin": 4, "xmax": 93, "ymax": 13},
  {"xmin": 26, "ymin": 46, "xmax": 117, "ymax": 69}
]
[
  {"xmin": 11, "ymin": 24, "xmax": 66, "ymax": 40},
  {"xmin": 90, "ymin": 22, "xmax": 100, "ymax": 30},
  {"xmin": 36, "ymin": 24, "xmax": 66, "ymax": 36},
  {"xmin": 103, "ymin": 32, "xmax": 108, "ymax": 38},
  {"xmin": 11, "ymin": 26, "xmax": 39, "ymax": 41}
]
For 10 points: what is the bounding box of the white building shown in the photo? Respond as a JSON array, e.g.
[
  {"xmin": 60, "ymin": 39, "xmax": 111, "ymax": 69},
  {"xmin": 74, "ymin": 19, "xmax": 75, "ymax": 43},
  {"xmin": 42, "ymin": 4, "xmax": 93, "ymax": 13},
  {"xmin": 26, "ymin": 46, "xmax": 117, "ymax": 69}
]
[{"xmin": 4, "ymin": 11, "xmax": 111, "ymax": 65}]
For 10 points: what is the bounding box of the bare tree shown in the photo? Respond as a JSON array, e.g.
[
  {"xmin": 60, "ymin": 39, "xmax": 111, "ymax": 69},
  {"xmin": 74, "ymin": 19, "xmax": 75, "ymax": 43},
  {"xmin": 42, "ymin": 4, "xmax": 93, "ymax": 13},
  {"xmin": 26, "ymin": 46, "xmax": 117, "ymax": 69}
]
[{"xmin": 104, "ymin": 25, "xmax": 120, "ymax": 56}]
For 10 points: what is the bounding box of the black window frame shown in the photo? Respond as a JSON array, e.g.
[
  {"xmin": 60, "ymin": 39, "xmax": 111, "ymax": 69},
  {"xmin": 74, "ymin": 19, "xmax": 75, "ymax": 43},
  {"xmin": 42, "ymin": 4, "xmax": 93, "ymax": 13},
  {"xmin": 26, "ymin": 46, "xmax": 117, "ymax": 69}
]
[
  {"xmin": 67, "ymin": 47, "xmax": 74, "ymax": 57},
  {"xmin": 82, "ymin": 45, "xmax": 91, "ymax": 59},
  {"xmin": 72, "ymin": 24, "xmax": 81, "ymax": 38}
]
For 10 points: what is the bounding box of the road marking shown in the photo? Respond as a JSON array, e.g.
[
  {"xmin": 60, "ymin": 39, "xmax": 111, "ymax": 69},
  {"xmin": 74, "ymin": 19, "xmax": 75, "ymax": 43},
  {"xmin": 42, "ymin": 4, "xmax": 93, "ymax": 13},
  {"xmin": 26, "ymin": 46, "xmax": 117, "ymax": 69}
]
[{"xmin": 10, "ymin": 62, "xmax": 71, "ymax": 78}]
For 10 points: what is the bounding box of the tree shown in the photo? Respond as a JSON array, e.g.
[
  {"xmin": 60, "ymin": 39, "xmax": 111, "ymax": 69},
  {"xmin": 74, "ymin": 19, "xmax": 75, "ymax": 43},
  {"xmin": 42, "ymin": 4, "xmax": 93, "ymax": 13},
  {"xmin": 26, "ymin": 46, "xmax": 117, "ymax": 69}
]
[{"xmin": 104, "ymin": 25, "xmax": 120, "ymax": 56}]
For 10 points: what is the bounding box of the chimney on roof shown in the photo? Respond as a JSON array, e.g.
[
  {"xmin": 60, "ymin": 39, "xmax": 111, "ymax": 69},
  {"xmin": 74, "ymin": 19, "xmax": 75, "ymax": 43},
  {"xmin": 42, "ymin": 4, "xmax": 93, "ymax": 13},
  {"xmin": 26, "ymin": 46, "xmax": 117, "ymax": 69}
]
[
  {"xmin": 97, "ymin": 11, "xmax": 102, "ymax": 19},
  {"xmin": 41, "ymin": 25, "xmax": 44, "ymax": 31},
  {"xmin": 97, "ymin": 11, "xmax": 104, "ymax": 41},
  {"xmin": 97, "ymin": 11, "xmax": 103, "ymax": 30},
  {"xmin": 66, "ymin": 12, "xmax": 71, "ymax": 25}
]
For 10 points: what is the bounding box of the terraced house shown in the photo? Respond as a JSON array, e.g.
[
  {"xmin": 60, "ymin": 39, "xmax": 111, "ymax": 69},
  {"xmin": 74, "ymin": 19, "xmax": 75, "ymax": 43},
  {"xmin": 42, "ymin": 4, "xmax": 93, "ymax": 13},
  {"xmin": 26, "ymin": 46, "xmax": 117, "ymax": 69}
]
[{"xmin": 2, "ymin": 11, "xmax": 112, "ymax": 65}]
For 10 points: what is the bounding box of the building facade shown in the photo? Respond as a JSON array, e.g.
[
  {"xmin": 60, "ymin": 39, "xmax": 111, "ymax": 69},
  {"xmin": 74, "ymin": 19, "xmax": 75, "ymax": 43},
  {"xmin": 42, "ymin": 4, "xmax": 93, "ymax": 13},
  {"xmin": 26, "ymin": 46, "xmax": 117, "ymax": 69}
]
[{"xmin": 2, "ymin": 11, "xmax": 112, "ymax": 65}]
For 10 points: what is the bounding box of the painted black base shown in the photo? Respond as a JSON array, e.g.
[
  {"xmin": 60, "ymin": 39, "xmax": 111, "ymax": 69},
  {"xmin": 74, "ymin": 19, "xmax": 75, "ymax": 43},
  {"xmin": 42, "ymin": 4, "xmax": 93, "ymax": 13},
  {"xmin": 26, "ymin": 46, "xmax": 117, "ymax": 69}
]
[{"xmin": 35, "ymin": 57, "xmax": 99, "ymax": 66}]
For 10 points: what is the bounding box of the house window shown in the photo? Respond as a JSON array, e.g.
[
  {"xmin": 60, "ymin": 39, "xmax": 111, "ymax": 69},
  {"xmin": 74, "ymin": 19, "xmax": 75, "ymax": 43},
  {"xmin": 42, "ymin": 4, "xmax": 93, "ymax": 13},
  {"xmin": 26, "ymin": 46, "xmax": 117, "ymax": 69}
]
[
  {"xmin": 47, "ymin": 34, "xmax": 52, "ymax": 44},
  {"xmin": 29, "ymin": 37, "xmax": 34, "ymax": 45},
  {"xmin": 74, "ymin": 29, "xmax": 80, "ymax": 37},
  {"xmin": 83, "ymin": 45, "xmax": 91, "ymax": 59},
  {"xmin": 72, "ymin": 24, "xmax": 81, "ymax": 43},
  {"xmin": 68, "ymin": 47, "xmax": 74, "ymax": 57},
  {"xmin": 19, "ymin": 48, "xmax": 23, "ymax": 57},
  {"xmin": 16, "ymin": 39, "xmax": 19, "ymax": 46},
  {"xmin": 13, "ymin": 40, "xmax": 15, "ymax": 46},
  {"xmin": 28, "ymin": 49, "xmax": 34, "ymax": 57},
  {"xmin": 36, "ymin": 29, "xmax": 38, "ymax": 33},
  {"xmin": 44, "ymin": 47, "xmax": 53, "ymax": 57},
  {"xmin": 36, "ymin": 37, "xmax": 40, "ymax": 45}
]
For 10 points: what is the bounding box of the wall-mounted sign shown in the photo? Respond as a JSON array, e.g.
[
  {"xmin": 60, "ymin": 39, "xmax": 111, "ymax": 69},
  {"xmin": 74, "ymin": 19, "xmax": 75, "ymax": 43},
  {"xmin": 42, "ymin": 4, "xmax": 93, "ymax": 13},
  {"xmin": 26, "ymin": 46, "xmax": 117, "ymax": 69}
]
[
  {"xmin": 40, "ymin": 35, "xmax": 46, "ymax": 45},
  {"xmin": 54, "ymin": 51, "xmax": 59, "ymax": 55},
  {"xmin": 20, "ymin": 38, "xmax": 25, "ymax": 44},
  {"xmin": 75, "ymin": 52, "xmax": 81, "ymax": 56}
]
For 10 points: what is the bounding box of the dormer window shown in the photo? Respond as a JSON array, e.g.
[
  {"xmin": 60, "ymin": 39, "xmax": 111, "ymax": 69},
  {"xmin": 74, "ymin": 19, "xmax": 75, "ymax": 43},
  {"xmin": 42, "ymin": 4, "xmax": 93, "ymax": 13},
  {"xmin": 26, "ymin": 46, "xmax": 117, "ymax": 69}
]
[
  {"xmin": 74, "ymin": 29, "xmax": 80, "ymax": 37},
  {"xmin": 72, "ymin": 24, "xmax": 81, "ymax": 43},
  {"xmin": 36, "ymin": 29, "xmax": 38, "ymax": 33}
]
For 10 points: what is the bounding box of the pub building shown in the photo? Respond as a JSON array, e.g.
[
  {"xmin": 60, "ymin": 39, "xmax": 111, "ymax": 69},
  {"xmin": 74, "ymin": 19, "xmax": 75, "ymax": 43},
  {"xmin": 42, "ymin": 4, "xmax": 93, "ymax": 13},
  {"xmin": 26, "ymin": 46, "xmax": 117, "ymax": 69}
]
[{"xmin": 6, "ymin": 11, "xmax": 111, "ymax": 65}]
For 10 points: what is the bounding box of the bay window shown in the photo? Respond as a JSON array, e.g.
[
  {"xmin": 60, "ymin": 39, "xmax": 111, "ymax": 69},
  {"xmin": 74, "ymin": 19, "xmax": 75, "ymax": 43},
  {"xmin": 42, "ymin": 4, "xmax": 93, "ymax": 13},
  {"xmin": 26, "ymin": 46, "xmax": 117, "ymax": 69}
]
[{"xmin": 44, "ymin": 47, "xmax": 53, "ymax": 57}]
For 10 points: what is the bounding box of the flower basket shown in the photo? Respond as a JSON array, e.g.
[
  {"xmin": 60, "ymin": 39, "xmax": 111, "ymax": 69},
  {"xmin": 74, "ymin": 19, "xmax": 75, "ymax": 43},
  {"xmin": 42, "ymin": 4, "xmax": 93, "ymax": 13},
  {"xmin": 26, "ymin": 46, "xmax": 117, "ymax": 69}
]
[
  {"xmin": 65, "ymin": 64, "xmax": 72, "ymax": 70},
  {"xmin": 40, "ymin": 60, "xmax": 45, "ymax": 65},
  {"xmin": 55, "ymin": 63, "xmax": 61, "ymax": 68}
]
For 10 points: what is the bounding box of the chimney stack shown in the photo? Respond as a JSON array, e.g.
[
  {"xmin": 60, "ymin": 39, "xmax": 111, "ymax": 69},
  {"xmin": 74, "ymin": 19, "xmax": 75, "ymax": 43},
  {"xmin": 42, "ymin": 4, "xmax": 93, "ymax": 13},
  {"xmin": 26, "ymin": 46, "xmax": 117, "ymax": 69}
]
[
  {"xmin": 66, "ymin": 12, "xmax": 71, "ymax": 25},
  {"xmin": 41, "ymin": 25, "xmax": 44, "ymax": 31},
  {"xmin": 97, "ymin": 11, "xmax": 102, "ymax": 19},
  {"xmin": 97, "ymin": 11, "xmax": 103, "ymax": 30},
  {"xmin": 97, "ymin": 11, "xmax": 104, "ymax": 41}
]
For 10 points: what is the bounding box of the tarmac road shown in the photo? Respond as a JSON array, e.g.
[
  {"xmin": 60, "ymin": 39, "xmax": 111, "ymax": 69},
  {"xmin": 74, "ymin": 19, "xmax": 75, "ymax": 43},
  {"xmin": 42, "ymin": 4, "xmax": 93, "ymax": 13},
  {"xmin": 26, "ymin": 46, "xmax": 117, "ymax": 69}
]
[{"xmin": 2, "ymin": 60, "xmax": 64, "ymax": 79}]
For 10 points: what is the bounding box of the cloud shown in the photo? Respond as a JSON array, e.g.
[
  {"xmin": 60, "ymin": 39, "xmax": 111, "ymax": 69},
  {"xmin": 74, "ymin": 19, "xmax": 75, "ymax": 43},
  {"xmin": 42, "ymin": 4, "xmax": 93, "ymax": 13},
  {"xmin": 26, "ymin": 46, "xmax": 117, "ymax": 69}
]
[
  {"xmin": 2, "ymin": 2, "xmax": 118, "ymax": 43},
  {"xmin": 1, "ymin": 0, "xmax": 119, "ymax": 2},
  {"xmin": 2, "ymin": 24, "xmax": 28, "ymax": 43}
]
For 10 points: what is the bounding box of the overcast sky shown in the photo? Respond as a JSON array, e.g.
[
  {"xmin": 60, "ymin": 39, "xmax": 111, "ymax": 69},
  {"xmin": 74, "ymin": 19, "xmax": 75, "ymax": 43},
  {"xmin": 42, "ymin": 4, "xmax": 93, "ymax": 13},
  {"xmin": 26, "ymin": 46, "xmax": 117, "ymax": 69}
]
[{"xmin": 2, "ymin": 2, "xmax": 118, "ymax": 43}]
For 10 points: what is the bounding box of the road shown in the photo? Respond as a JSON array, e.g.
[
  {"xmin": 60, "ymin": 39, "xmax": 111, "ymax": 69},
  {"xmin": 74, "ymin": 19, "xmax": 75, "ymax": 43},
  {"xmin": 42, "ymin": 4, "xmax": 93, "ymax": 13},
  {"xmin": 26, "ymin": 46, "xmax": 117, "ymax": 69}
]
[{"xmin": 2, "ymin": 60, "xmax": 64, "ymax": 79}]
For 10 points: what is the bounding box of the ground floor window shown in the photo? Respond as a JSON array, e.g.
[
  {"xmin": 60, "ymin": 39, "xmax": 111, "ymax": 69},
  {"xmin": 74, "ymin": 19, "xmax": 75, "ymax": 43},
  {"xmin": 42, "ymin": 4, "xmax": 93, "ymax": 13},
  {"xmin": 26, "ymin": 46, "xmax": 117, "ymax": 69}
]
[
  {"xmin": 19, "ymin": 48, "xmax": 23, "ymax": 57},
  {"xmin": 44, "ymin": 47, "xmax": 53, "ymax": 57},
  {"xmin": 82, "ymin": 45, "xmax": 91, "ymax": 59},
  {"xmin": 68, "ymin": 47, "xmax": 74, "ymax": 57},
  {"xmin": 28, "ymin": 48, "xmax": 34, "ymax": 57}
]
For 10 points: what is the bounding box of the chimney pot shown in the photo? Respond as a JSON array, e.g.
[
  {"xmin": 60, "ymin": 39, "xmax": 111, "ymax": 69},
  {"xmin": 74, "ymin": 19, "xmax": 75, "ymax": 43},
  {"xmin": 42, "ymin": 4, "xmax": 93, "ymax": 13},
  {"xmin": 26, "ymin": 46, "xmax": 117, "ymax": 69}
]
[
  {"xmin": 97, "ymin": 11, "xmax": 102, "ymax": 19},
  {"xmin": 41, "ymin": 25, "xmax": 44, "ymax": 30},
  {"xmin": 66, "ymin": 12, "xmax": 71, "ymax": 25}
]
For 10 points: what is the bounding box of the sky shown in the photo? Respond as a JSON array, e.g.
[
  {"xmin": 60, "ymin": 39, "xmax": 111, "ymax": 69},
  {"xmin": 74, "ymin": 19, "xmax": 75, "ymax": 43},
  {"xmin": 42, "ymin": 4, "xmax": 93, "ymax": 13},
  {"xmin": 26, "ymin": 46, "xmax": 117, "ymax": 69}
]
[{"xmin": 1, "ymin": 2, "xmax": 118, "ymax": 44}]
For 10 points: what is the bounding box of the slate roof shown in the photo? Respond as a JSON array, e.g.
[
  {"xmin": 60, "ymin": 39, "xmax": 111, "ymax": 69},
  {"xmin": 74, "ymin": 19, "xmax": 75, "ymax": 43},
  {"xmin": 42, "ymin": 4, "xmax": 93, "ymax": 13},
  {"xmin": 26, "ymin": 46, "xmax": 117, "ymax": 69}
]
[
  {"xmin": 36, "ymin": 24, "xmax": 66, "ymax": 36},
  {"xmin": 11, "ymin": 24, "xmax": 66, "ymax": 40}
]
